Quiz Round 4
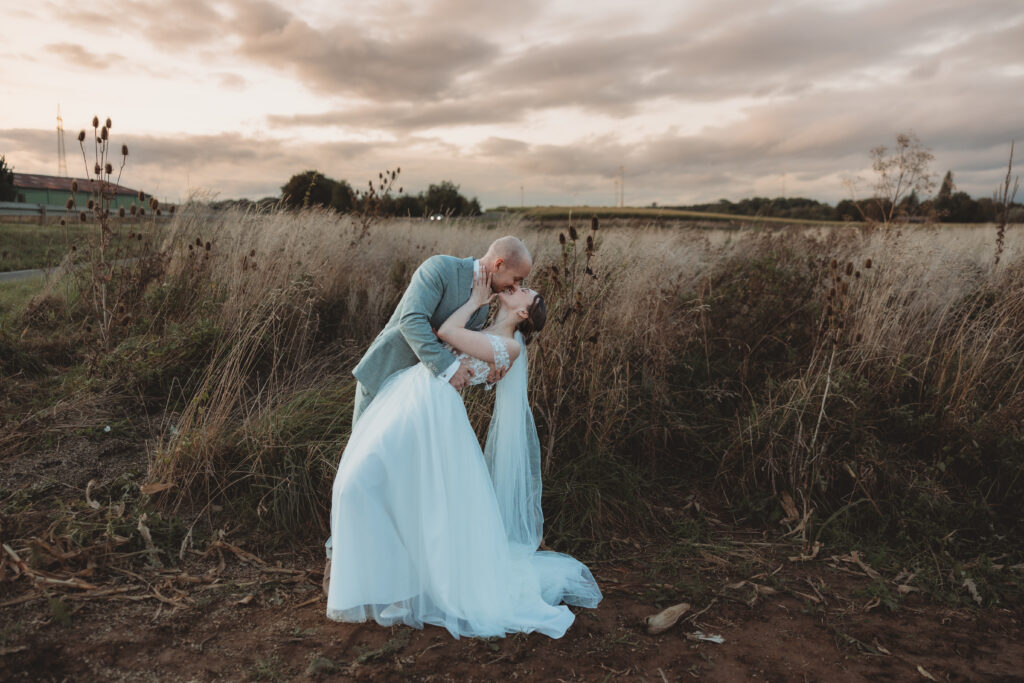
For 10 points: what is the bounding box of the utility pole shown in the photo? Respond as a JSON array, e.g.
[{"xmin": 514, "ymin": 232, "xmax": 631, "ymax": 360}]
[{"xmin": 56, "ymin": 104, "xmax": 68, "ymax": 177}]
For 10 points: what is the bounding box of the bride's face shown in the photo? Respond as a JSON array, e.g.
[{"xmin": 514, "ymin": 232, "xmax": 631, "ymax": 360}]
[{"xmin": 498, "ymin": 287, "xmax": 536, "ymax": 314}]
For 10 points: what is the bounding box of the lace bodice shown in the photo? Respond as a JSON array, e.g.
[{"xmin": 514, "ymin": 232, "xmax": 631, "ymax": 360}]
[{"xmin": 445, "ymin": 333, "xmax": 511, "ymax": 390}]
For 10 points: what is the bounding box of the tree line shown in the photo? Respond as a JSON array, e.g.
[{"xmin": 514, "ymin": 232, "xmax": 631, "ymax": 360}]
[
  {"xmin": 274, "ymin": 170, "xmax": 481, "ymax": 217},
  {"xmin": 674, "ymin": 170, "xmax": 1021, "ymax": 224}
]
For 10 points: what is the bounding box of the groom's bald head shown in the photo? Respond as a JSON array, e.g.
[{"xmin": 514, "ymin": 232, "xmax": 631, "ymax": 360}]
[{"xmin": 482, "ymin": 236, "xmax": 532, "ymax": 293}]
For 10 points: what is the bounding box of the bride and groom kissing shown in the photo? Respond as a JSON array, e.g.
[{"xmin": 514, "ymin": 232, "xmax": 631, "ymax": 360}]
[{"xmin": 323, "ymin": 235, "xmax": 602, "ymax": 639}]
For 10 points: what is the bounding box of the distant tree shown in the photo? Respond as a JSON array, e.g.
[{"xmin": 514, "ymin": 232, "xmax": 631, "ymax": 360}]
[
  {"xmin": 897, "ymin": 190, "xmax": 920, "ymax": 218},
  {"xmin": 937, "ymin": 170, "xmax": 955, "ymax": 202},
  {"xmin": 330, "ymin": 179, "xmax": 355, "ymax": 213},
  {"xmin": 422, "ymin": 180, "xmax": 480, "ymax": 216},
  {"xmin": 945, "ymin": 191, "xmax": 981, "ymax": 223},
  {"xmin": 835, "ymin": 199, "xmax": 862, "ymax": 222},
  {"xmin": 424, "ymin": 180, "xmax": 464, "ymax": 215},
  {"xmin": 281, "ymin": 170, "xmax": 336, "ymax": 209},
  {"xmin": 389, "ymin": 193, "xmax": 425, "ymax": 217},
  {"xmin": 0, "ymin": 155, "xmax": 15, "ymax": 202}
]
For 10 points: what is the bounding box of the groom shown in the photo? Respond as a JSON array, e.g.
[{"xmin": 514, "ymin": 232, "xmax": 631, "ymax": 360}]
[{"xmin": 324, "ymin": 235, "xmax": 533, "ymax": 589}]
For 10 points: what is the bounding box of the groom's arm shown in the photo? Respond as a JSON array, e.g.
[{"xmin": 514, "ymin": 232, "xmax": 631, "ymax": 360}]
[{"xmin": 398, "ymin": 257, "xmax": 461, "ymax": 378}]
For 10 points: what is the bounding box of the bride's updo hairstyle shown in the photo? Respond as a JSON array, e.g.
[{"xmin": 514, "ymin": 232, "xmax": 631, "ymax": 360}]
[{"xmin": 517, "ymin": 293, "xmax": 547, "ymax": 344}]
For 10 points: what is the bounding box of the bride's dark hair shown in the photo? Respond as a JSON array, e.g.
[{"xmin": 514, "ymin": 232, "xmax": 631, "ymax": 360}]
[{"xmin": 517, "ymin": 293, "xmax": 547, "ymax": 344}]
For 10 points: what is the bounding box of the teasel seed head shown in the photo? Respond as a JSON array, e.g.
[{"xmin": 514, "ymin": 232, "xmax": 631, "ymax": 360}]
[
  {"xmin": 138, "ymin": 190, "xmax": 145, "ymax": 201},
  {"xmin": 104, "ymin": 162, "xmax": 113, "ymax": 174},
  {"xmin": 195, "ymin": 237, "xmax": 202, "ymax": 247},
  {"xmin": 569, "ymin": 225, "xmax": 578, "ymax": 241},
  {"xmin": 92, "ymin": 115, "xmax": 99, "ymax": 128},
  {"xmin": 139, "ymin": 208, "xmax": 145, "ymax": 216},
  {"xmin": 558, "ymin": 232, "xmax": 566, "ymax": 245},
  {"xmin": 66, "ymin": 198, "xmax": 75, "ymax": 210},
  {"xmin": 105, "ymin": 117, "xmax": 112, "ymax": 129},
  {"xmin": 591, "ymin": 215, "xmax": 599, "ymax": 231},
  {"xmin": 168, "ymin": 205, "xmax": 175, "ymax": 214},
  {"xmin": 149, "ymin": 197, "xmax": 159, "ymax": 210},
  {"xmin": 250, "ymin": 249, "xmax": 256, "ymax": 257},
  {"xmin": 79, "ymin": 211, "xmax": 87, "ymax": 222},
  {"xmin": 830, "ymin": 258, "xmax": 838, "ymax": 270},
  {"xmin": 855, "ymin": 270, "xmax": 861, "ymax": 279},
  {"xmin": 826, "ymin": 305, "xmax": 834, "ymax": 317},
  {"xmin": 845, "ymin": 262, "xmax": 854, "ymax": 276},
  {"xmin": 71, "ymin": 244, "xmax": 76, "ymax": 251},
  {"xmin": 865, "ymin": 258, "xmax": 872, "ymax": 269},
  {"xmin": 87, "ymin": 199, "xmax": 95, "ymax": 210},
  {"xmin": 855, "ymin": 333, "xmax": 863, "ymax": 343},
  {"xmin": 60, "ymin": 218, "xmax": 66, "ymax": 226},
  {"xmin": 840, "ymin": 281, "xmax": 849, "ymax": 295},
  {"xmin": 101, "ymin": 126, "xmax": 109, "ymax": 141},
  {"xmin": 121, "ymin": 144, "xmax": 128, "ymax": 157},
  {"xmin": 94, "ymin": 162, "xmax": 102, "ymax": 176},
  {"xmin": 828, "ymin": 287, "xmax": 835, "ymax": 299},
  {"xmin": 188, "ymin": 244, "xmax": 193, "ymax": 251},
  {"xmin": 137, "ymin": 233, "xmax": 142, "ymax": 241},
  {"xmin": 130, "ymin": 204, "xmax": 137, "ymax": 215},
  {"xmin": 205, "ymin": 241, "xmax": 211, "ymax": 251},
  {"xmin": 77, "ymin": 130, "xmax": 86, "ymax": 142},
  {"xmin": 586, "ymin": 235, "xmax": 594, "ymax": 253},
  {"xmin": 71, "ymin": 180, "xmax": 78, "ymax": 193},
  {"xmin": 118, "ymin": 207, "xmax": 125, "ymax": 218},
  {"xmin": 156, "ymin": 209, "xmax": 162, "ymax": 216}
]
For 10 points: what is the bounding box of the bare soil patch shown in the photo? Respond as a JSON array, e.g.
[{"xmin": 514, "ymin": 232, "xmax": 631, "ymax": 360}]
[{"xmin": 3, "ymin": 499, "xmax": 1021, "ymax": 681}]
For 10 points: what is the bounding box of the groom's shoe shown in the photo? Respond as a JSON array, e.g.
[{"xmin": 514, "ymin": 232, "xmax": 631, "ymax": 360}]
[{"xmin": 322, "ymin": 558, "xmax": 331, "ymax": 597}]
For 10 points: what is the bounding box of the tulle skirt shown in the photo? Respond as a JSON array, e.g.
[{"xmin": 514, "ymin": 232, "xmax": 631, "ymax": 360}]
[{"xmin": 326, "ymin": 363, "xmax": 602, "ymax": 639}]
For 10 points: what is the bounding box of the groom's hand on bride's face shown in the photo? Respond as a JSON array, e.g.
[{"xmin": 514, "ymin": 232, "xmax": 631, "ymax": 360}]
[{"xmin": 449, "ymin": 360, "xmax": 473, "ymax": 390}]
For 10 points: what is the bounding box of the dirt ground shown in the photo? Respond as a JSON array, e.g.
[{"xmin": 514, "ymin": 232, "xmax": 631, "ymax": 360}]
[
  {"xmin": 2, "ymin": 548, "xmax": 1022, "ymax": 682},
  {"xmin": 1, "ymin": 428, "xmax": 1023, "ymax": 681}
]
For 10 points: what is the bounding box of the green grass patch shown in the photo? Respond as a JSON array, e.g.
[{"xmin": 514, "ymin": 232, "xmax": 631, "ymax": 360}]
[
  {"xmin": 0, "ymin": 221, "xmax": 81, "ymax": 272},
  {"xmin": 0, "ymin": 273, "xmax": 46, "ymax": 322},
  {"xmin": 0, "ymin": 220, "xmax": 159, "ymax": 272}
]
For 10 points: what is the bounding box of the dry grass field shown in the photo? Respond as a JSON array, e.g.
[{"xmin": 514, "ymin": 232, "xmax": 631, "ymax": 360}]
[{"xmin": 2, "ymin": 209, "xmax": 1022, "ymax": 680}]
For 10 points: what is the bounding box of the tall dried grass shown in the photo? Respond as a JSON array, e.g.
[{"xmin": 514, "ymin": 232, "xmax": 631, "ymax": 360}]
[{"xmin": 75, "ymin": 203, "xmax": 1021, "ymax": 559}]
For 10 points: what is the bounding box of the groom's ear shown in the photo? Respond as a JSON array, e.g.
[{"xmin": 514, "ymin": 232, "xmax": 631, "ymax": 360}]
[{"xmin": 493, "ymin": 257, "xmax": 504, "ymax": 271}]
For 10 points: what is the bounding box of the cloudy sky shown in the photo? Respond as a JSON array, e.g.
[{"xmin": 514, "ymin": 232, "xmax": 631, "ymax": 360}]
[{"xmin": 1, "ymin": 0, "xmax": 1022, "ymax": 207}]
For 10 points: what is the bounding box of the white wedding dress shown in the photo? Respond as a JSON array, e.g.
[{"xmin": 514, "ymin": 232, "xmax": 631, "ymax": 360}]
[{"xmin": 326, "ymin": 332, "xmax": 602, "ymax": 639}]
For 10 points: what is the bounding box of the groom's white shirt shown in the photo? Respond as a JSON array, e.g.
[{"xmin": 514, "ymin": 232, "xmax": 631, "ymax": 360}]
[{"xmin": 438, "ymin": 259, "xmax": 481, "ymax": 383}]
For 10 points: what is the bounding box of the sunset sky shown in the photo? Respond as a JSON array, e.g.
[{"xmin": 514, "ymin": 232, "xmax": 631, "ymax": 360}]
[{"xmin": 1, "ymin": 0, "xmax": 1022, "ymax": 207}]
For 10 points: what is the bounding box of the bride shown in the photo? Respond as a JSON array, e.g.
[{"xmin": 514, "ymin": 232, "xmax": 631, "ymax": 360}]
[{"xmin": 326, "ymin": 268, "xmax": 602, "ymax": 639}]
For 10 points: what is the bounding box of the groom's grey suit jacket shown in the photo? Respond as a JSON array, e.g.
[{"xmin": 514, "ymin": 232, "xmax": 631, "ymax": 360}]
[{"xmin": 353, "ymin": 255, "xmax": 490, "ymax": 396}]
